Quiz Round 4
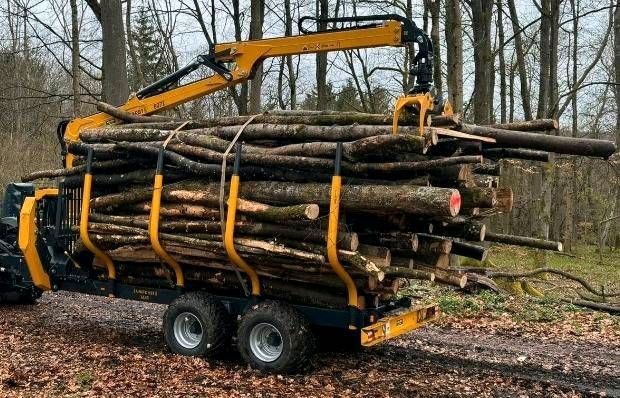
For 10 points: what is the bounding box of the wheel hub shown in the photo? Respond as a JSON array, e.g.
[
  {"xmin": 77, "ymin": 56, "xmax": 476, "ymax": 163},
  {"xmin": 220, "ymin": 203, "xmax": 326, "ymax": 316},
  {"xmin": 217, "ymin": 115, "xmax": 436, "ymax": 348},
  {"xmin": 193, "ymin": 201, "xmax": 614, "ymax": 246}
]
[
  {"xmin": 173, "ymin": 312, "xmax": 203, "ymax": 349},
  {"xmin": 249, "ymin": 322, "xmax": 283, "ymax": 363}
]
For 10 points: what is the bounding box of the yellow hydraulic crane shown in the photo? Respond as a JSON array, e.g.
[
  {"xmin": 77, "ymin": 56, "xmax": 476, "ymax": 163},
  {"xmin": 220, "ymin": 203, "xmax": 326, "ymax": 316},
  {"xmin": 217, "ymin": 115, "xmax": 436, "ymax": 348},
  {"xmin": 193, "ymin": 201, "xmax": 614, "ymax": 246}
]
[
  {"xmin": 19, "ymin": 14, "xmax": 443, "ymax": 339},
  {"xmin": 60, "ymin": 14, "xmax": 451, "ymax": 168}
]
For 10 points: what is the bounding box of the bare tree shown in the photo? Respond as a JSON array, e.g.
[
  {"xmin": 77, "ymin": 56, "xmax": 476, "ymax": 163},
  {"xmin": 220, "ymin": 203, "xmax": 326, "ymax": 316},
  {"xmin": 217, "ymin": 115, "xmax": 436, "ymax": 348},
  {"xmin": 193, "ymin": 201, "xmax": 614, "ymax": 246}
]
[
  {"xmin": 90, "ymin": 0, "xmax": 129, "ymax": 105},
  {"xmin": 249, "ymin": 0, "xmax": 265, "ymax": 113},
  {"xmin": 70, "ymin": 0, "xmax": 80, "ymax": 115},
  {"xmin": 469, "ymin": 0, "xmax": 493, "ymax": 124},
  {"xmin": 426, "ymin": 0, "xmax": 442, "ymax": 95},
  {"xmin": 496, "ymin": 0, "xmax": 507, "ymax": 124},
  {"xmin": 316, "ymin": 0, "xmax": 328, "ymax": 110},
  {"xmin": 616, "ymin": 1, "xmax": 620, "ymax": 147},
  {"xmin": 444, "ymin": 0, "xmax": 463, "ymax": 113},
  {"xmin": 547, "ymin": 0, "xmax": 561, "ymax": 118},
  {"xmin": 222, "ymin": 0, "xmax": 249, "ymax": 115},
  {"xmin": 537, "ymin": 0, "xmax": 551, "ymax": 118},
  {"xmin": 507, "ymin": 0, "xmax": 533, "ymax": 120},
  {"xmin": 277, "ymin": 0, "xmax": 297, "ymax": 109}
]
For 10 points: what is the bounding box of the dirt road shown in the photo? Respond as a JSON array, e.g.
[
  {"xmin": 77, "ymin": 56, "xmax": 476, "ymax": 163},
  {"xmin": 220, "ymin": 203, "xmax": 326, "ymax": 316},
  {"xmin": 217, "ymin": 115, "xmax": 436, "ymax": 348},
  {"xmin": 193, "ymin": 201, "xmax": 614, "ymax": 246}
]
[{"xmin": 0, "ymin": 292, "xmax": 618, "ymax": 397}]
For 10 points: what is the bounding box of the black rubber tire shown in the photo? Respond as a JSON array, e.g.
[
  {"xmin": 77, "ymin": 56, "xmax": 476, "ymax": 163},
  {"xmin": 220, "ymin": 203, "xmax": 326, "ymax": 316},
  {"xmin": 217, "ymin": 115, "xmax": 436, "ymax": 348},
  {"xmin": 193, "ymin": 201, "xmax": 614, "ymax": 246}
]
[
  {"xmin": 238, "ymin": 300, "xmax": 315, "ymax": 373},
  {"xmin": 163, "ymin": 292, "xmax": 231, "ymax": 358}
]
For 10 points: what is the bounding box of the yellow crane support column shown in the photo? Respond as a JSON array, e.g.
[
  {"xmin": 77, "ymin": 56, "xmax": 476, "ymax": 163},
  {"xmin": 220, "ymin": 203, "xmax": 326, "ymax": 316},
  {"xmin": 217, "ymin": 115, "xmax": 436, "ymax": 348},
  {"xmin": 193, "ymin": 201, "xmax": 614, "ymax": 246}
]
[
  {"xmin": 327, "ymin": 143, "xmax": 360, "ymax": 329},
  {"xmin": 79, "ymin": 148, "xmax": 116, "ymax": 294},
  {"xmin": 148, "ymin": 148, "xmax": 184, "ymax": 288},
  {"xmin": 224, "ymin": 143, "xmax": 261, "ymax": 297},
  {"xmin": 18, "ymin": 188, "xmax": 59, "ymax": 291}
]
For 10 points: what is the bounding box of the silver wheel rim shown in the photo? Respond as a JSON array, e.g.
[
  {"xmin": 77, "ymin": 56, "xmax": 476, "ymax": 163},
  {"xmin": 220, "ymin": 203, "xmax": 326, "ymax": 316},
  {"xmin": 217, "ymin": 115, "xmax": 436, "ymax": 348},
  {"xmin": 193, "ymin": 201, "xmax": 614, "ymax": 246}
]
[
  {"xmin": 173, "ymin": 312, "xmax": 203, "ymax": 349},
  {"xmin": 249, "ymin": 322, "xmax": 283, "ymax": 363}
]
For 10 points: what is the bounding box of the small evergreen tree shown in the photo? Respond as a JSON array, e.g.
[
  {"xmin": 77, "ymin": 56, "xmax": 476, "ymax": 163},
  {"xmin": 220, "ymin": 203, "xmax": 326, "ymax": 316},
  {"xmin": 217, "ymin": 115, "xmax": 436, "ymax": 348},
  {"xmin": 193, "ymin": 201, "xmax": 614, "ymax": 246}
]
[
  {"xmin": 128, "ymin": 7, "xmax": 168, "ymax": 90},
  {"xmin": 300, "ymin": 82, "xmax": 337, "ymax": 110},
  {"xmin": 334, "ymin": 79, "xmax": 362, "ymax": 112}
]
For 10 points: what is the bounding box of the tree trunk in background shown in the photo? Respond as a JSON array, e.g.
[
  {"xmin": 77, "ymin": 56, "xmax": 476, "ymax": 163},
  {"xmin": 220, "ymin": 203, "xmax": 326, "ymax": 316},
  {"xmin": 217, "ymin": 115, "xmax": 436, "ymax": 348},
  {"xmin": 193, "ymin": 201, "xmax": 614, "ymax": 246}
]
[
  {"xmin": 248, "ymin": 0, "xmax": 265, "ymax": 114},
  {"xmin": 401, "ymin": 0, "xmax": 414, "ymax": 92},
  {"xmin": 70, "ymin": 0, "xmax": 81, "ymax": 116},
  {"xmin": 428, "ymin": 0, "xmax": 442, "ymax": 95},
  {"xmin": 537, "ymin": 0, "xmax": 551, "ymax": 118},
  {"xmin": 533, "ymin": 0, "xmax": 553, "ymax": 265},
  {"xmin": 284, "ymin": 0, "xmax": 296, "ymax": 109},
  {"xmin": 507, "ymin": 0, "xmax": 533, "ymax": 120},
  {"xmin": 613, "ymin": 1, "xmax": 620, "ymax": 248},
  {"xmin": 445, "ymin": 0, "xmax": 463, "ymax": 113},
  {"xmin": 496, "ymin": 0, "xmax": 507, "ymax": 124},
  {"xmin": 547, "ymin": 0, "xmax": 561, "ymax": 118},
  {"xmin": 546, "ymin": 0, "xmax": 561, "ymax": 248},
  {"xmin": 471, "ymin": 0, "xmax": 493, "ymax": 124},
  {"xmin": 316, "ymin": 0, "xmax": 328, "ymax": 110},
  {"xmin": 230, "ymin": 0, "xmax": 248, "ymax": 115},
  {"xmin": 564, "ymin": 0, "xmax": 579, "ymax": 252},
  {"xmin": 615, "ymin": 1, "xmax": 620, "ymax": 147},
  {"xmin": 99, "ymin": 0, "xmax": 129, "ymax": 106},
  {"xmin": 509, "ymin": 59, "xmax": 515, "ymax": 122}
]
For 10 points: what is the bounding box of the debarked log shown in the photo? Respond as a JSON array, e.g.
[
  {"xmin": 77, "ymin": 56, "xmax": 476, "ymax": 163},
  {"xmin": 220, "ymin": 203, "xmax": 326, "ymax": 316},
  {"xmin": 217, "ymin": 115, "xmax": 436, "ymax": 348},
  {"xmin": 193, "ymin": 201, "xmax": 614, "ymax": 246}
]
[
  {"xmin": 458, "ymin": 187, "xmax": 498, "ymax": 209},
  {"xmin": 460, "ymin": 124, "xmax": 617, "ymax": 158},
  {"xmin": 236, "ymin": 181, "xmax": 462, "ymax": 217},
  {"xmin": 450, "ymin": 241, "xmax": 488, "ymax": 261},
  {"xmin": 431, "ymin": 219, "xmax": 486, "ymax": 241},
  {"xmin": 482, "ymin": 147, "xmax": 550, "ymax": 162},
  {"xmin": 91, "ymin": 213, "xmax": 359, "ymax": 250},
  {"xmin": 266, "ymin": 133, "xmax": 435, "ymax": 159},
  {"xmin": 485, "ymin": 231, "xmax": 563, "ymax": 251}
]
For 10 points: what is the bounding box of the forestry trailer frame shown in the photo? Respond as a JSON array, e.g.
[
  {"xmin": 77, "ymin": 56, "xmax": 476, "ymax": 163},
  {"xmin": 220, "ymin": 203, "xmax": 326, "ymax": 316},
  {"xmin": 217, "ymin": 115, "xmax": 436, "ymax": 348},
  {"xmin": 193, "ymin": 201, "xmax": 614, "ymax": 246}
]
[{"xmin": 0, "ymin": 14, "xmax": 443, "ymax": 373}]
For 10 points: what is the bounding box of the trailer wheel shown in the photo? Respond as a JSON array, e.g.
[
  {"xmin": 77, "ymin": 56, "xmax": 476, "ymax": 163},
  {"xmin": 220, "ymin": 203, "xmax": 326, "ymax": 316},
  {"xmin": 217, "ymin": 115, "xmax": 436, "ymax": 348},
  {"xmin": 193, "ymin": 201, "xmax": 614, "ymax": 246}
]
[
  {"xmin": 163, "ymin": 292, "xmax": 230, "ymax": 358},
  {"xmin": 238, "ymin": 301, "xmax": 315, "ymax": 373}
]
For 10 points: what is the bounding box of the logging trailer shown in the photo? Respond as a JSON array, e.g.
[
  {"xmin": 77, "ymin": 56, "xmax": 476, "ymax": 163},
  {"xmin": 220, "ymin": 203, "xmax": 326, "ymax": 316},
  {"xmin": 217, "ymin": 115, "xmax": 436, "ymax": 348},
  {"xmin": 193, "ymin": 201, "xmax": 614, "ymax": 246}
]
[{"xmin": 0, "ymin": 14, "xmax": 444, "ymax": 373}]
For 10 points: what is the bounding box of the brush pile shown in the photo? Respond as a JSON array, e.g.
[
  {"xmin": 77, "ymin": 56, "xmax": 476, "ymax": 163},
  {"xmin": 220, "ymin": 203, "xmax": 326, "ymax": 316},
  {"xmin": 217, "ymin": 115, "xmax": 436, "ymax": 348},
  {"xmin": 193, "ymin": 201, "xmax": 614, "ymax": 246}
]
[{"xmin": 23, "ymin": 106, "xmax": 617, "ymax": 309}]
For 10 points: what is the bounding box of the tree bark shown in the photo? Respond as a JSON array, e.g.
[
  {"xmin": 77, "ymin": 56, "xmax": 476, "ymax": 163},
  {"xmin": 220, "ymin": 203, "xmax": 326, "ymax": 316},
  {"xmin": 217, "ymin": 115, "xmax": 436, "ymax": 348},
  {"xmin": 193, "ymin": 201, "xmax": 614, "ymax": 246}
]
[
  {"xmin": 460, "ymin": 125, "xmax": 617, "ymax": 158},
  {"xmin": 482, "ymin": 148, "xmax": 550, "ymax": 162},
  {"xmin": 236, "ymin": 181, "xmax": 462, "ymax": 217},
  {"xmin": 445, "ymin": 0, "xmax": 463, "ymax": 112},
  {"xmin": 459, "ymin": 187, "xmax": 498, "ymax": 209},
  {"xmin": 616, "ymin": 1, "xmax": 620, "ymax": 147},
  {"xmin": 99, "ymin": 0, "xmax": 129, "ymax": 105},
  {"xmin": 537, "ymin": 0, "xmax": 551, "ymax": 118},
  {"xmin": 451, "ymin": 241, "xmax": 487, "ymax": 261},
  {"xmin": 507, "ymin": 0, "xmax": 533, "ymax": 120},
  {"xmin": 316, "ymin": 0, "xmax": 328, "ymax": 110},
  {"xmin": 496, "ymin": 0, "xmax": 507, "ymax": 124},
  {"xmin": 470, "ymin": 0, "xmax": 493, "ymax": 124},
  {"xmin": 428, "ymin": 0, "xmax": 442, "ymax": 95},
  {"xmin": 485, "ymin": 231, "xmax": 563, "ymax": 251},
  {"xmin": 70, "ymin": 0, "xmax": 81, "ymax": 116},
  {"xmin": 248, "ymin": 0, "xmax": 265, "ymax": 113},
  {"xmin": 489, "ymin": 119, "xmax": 558, "ymax": 132},
  {"xmin": 432, "ymin": 219, "xmax": 486, "ymax": 241}
]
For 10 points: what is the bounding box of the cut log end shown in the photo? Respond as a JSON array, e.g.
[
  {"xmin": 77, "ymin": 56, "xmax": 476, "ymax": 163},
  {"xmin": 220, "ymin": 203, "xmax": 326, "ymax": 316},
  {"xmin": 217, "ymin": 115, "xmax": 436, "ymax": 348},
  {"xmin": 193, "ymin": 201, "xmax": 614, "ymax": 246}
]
[
  {"xmin": 450, "ymin": 191, "xmax": 462, "ymax": 217},
  {"xmin": 305, "ymin": 204, "xmax": 320, "ymax": 220}
]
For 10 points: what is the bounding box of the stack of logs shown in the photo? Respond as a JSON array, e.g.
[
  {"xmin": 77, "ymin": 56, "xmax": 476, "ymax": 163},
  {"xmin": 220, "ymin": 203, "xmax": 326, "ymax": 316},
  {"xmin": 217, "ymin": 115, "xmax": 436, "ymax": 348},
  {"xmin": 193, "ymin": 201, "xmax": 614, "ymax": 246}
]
[{"xmin": 23, "ymin": 106, "xmax": 618, "ymax": 309}]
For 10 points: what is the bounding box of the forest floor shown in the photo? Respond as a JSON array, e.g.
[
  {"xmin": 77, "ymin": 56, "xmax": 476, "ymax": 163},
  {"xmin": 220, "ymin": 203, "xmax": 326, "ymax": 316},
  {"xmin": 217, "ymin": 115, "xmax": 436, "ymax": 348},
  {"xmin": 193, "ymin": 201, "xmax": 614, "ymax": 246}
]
[{"xmin": 0, "ymin": 246, "xmax": 618, "ymax": 397}]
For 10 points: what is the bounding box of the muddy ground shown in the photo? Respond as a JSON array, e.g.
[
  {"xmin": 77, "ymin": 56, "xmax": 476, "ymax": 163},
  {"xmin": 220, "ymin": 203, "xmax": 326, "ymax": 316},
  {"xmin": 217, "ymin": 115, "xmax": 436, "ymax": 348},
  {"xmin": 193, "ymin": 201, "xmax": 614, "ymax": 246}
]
[{"xmin": 0, "ymin": 292, "xmax": 618, "ymax": 397}]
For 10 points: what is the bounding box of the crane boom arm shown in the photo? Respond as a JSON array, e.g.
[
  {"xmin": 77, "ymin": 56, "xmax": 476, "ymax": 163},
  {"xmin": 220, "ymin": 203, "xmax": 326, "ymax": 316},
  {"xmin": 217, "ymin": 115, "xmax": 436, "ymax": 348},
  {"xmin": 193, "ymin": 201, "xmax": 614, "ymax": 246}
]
[{"xmin": 63, "ymin": 16, "xmax": 434, "ymax": 167}]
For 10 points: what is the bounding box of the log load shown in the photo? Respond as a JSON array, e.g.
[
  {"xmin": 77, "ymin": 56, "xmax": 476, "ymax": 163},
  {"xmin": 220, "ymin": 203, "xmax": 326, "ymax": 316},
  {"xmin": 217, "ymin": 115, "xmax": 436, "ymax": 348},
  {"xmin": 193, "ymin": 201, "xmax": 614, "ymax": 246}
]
[{"xmin": 22, "ymin": 108, "xmax": 617, "ymax": 307}]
